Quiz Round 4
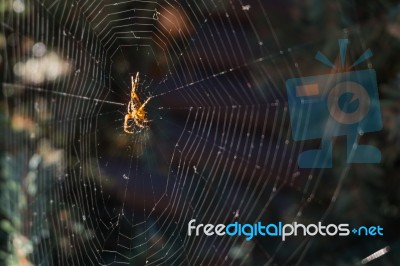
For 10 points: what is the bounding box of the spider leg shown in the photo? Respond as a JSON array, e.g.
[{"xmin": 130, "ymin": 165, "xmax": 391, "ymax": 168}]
[
  {"xmin": 127, "ymin": 101, "xmax": 131, "ymax": 113},
  {"xmin": 141, "ymin": 96, "xmax": 153, "ymax": 108},
  {"xmin": 124, "ymin": 114, "xmax": 129, "ymax": 133},
  {"xmin": 134, "ymin": 119, "xmax": 146, "ymax": 129},
  {"xmin": 133, "ymin": 110, "xmax": 149, "ymax": 128},
  {"xmin": 131, "ymin": 72, "xmax": 139, "ymax": 94},
  {"xmin": 124, "ymin": 114, "xmax": 135, "ymax": 134}
]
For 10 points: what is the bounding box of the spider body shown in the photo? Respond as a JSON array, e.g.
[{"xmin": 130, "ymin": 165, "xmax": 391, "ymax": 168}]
[{"xmin": 124, "ymin": 72, "xmax": 152, "ymax": 133}]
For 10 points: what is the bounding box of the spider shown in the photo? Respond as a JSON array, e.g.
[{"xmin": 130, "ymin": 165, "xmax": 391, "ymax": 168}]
[{"xmin": 124, "ymin": 72, "xmax": 152, "ymax": 133}]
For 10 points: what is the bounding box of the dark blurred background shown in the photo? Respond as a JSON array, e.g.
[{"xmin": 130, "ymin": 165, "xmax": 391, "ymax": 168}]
[{"xmin": 1, "ymin": 0, "xmax": 400, "ymax": 265}]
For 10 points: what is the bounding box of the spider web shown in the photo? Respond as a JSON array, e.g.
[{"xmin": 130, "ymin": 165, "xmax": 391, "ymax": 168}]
[{"xmin": 1, "ymin": 0, "xmax": 395, "ymax": 265}]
